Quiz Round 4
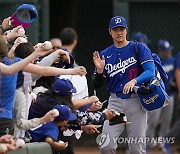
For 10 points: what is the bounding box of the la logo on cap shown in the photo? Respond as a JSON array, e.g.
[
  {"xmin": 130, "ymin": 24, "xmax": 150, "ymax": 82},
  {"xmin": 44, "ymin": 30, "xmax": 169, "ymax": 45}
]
[{"xmin": 115, "ymin": 18, "xmax": 121, "ymax": 24}]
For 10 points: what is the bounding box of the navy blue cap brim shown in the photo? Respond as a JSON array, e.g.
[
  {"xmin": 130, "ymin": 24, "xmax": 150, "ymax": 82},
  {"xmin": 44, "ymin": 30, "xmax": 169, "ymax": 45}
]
[{"xmin": 68, "ymin": 112, "xmax": 77, "ymax": 121}]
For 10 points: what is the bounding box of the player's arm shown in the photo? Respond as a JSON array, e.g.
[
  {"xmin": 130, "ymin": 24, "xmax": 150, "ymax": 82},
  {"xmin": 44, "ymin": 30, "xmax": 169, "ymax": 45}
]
[
  {"xmin": 123, "ymin": 61, "xmax": 155, "ymax": 94},
  {"xmin": 45, "ymin": 137, "xmax": 68, "ymax": 150},
  {"xmin": 135, "ymin": 61, "xmax": 156, "ymax": 84}
]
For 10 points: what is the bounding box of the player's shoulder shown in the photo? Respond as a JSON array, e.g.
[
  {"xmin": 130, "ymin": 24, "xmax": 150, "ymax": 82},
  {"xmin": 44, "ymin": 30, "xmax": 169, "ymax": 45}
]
[
  {"xmin": 135, "ymin": 41, "xmax": 152, "ymax": 54},
  {"xmin": 100, "ymin": 44, "xmax": 114, "ymax": 55},
  {"xmin": 128, "ymin": 41, "xmax": 147, "ymax": 50}
]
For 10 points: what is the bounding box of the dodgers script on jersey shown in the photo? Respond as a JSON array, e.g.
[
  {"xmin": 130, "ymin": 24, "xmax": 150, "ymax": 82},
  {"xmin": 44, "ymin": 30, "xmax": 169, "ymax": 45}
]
[{"xmin": 94, "ymin": 41, "xmax": 153, "ymax": 99}]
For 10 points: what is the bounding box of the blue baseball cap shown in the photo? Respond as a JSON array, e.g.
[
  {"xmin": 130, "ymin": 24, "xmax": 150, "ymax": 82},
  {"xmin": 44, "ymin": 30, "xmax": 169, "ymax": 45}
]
[
  {"xmin": 130, "ymin": 32, "xmax": 150, "ymax": 44},
  {"xmin": 53, "ymin": 105, "xmax": 77, "ymax": 121},
  {"xmin": 157, "ymin": 39, "xmax": 174, "ymax": 52},
  {"xmin": 11, "ymin": 4, "xmax": 38, "ymax": 28},
  {"xmin": 109, "ymin": 16, "xmax": 127, "ymax": 29},
  {"xmin": 53, "ymin": 78, "xmax": 77, "ymax": 96}
]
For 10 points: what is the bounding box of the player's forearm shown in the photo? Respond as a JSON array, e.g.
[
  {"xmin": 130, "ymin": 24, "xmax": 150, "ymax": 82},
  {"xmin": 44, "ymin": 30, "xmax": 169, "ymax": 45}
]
[{"xmin": 135, "ymin": 61, "xmax": 155, "ymax": 84}]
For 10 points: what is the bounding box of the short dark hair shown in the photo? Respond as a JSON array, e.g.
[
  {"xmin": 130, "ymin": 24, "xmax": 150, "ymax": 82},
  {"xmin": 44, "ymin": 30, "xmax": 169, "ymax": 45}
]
[
  {"xmin": 14, "ymin": 43, "xmax": 34, "ymax": 59},
  {"xmin": 59, "ymin": 27, "xmax": 78, "ymax": 45},
  {"xmin": 39, "ymin": 89, "xmax": 74, "ymax": 110}
]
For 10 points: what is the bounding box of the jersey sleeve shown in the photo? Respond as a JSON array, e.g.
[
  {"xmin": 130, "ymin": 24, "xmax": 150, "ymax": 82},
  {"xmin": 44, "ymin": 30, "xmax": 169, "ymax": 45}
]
[
  {"xmin": 135, "ymin": 61, "xmax": 156, "ymax": 84},
  {"xmin": 136, "ymin": 42, "xmax": 153, "ymax": 65}
]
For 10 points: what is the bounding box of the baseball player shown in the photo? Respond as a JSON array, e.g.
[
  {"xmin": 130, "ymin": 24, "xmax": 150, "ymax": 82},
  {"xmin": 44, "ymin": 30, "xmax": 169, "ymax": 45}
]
[
  {"xmin": 130, "ymin": 31, "xmax": 150, "ymax": 46},
  {"xmin": 146, "ymin": 39, "xmax": 175, "ymax": 150},
  {"xmin": 92, "ymin": 16, "xmax": 156, "ymax": 154}
]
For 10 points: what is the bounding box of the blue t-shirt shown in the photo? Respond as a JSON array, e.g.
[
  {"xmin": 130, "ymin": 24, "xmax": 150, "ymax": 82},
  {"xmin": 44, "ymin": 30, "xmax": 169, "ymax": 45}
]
[
  {"xmin": 28, "ymin": 122, "xmax": 59, "ymax": 142},
  {"xmin": 0, "ymin": 57, "xmax": 21, "ymax": 119},
  {"xmin": 94, "ymin": 41, "xmax": 153, "ymax": 98}
]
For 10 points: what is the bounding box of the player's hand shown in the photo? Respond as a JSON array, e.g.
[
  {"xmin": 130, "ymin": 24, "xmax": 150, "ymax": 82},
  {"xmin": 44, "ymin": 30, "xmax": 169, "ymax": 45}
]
[
  {"xmin": 123, "ymin": 79, "xmax": 137, "ymax": 94},
  {"xmin": 93, "ymin": 51, "xmax": 105, "ymax": 74}
]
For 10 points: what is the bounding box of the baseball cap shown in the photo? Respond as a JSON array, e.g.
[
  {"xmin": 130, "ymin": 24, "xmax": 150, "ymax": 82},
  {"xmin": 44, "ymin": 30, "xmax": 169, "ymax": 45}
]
[
  {"xmin": 53, "ymin": 78, "xmax": 77, "ymax": 96},
  {"xmin": 109, "ymin": 16, "xmax": 127, "ymax": 29},
  {"xmin": 157, "ymin": 39, "xmax": 174, "ymax": 52},
  {"xmin": 11, "ymin": 4, "xmax": 38, "ymax": 28},
  {"xmin": 54, "ymin": 105, "xmax": 77, "ymax": 121},
  {"xmin": 130, "ymin": 32, "xmax": 150, "ymax": 44}
]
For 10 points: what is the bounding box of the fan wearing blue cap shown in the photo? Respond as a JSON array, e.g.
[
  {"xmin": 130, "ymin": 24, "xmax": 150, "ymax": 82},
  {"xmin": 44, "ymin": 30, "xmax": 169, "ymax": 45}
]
[
  {"xmin": 92, "ymin": 16, "xmax": 156, "ymax": 154},
  {"xmin": 157, "ymin": 39, "xmax": 175, "ymax": 95},
  {"xmin": 28, "ymin": 104, "xmax": 77, "ymax": 150},
  {"xmin": 146, "ymin": 39, "xmax": 175, "ymax": 150},
  {"xmin": 29, "ymin": 78, "xmax": 77, "ymax": 121}
]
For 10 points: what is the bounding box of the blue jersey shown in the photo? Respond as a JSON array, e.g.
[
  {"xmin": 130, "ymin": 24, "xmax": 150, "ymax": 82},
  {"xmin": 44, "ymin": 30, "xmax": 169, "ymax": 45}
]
[
  {"xmin": 94, "ymin": 41, "xmax": 153, "ymax": 98},
  {"xmin": 160, "ymin": 57, "xmax": 175, "ymax": 95},
  {"xmin": 0, "ymin": 57, "xmax": 21, "ymax": 119},
  {"xmin": 174, "ymin": 52, "xmax": 180, "ymax": 69}
]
